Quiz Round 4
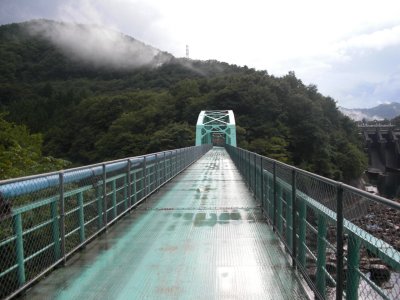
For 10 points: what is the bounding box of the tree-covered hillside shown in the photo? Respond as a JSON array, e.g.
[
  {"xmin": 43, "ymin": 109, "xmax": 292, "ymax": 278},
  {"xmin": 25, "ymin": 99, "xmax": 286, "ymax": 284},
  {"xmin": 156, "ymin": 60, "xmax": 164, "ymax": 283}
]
[
  {"xmin": 0, "ymin": 20, "xmax": 366, "ymax": 182},
  {"xmin": 0, "ymin": 113, "xmax": 69, "ymax": 179}
]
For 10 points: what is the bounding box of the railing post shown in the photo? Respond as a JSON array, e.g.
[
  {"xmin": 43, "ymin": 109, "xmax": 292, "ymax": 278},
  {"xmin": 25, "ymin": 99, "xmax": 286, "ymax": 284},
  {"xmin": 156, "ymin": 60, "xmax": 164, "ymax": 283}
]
[
  {"xmin": 260, "ymin": 156, "xmax": 265, "ymax": 213},
  {"xmin": 171, "ymin": 151, "xmax": 175, "ymax": 177},
  {"xmin": 173, "ymin": 150, "xmax": 178, "ymax": 176},
  {"xmin": 336, "ymin": 184, "xmax": 344, "ymax": 300},
  {"xmin": 242, "ymin": 150, "xmax": 245, "ymax": 175},
  {"xmin": 123, "ymin": 175, "xmax": 128, "ymax": 211},
  {"xmin": 132, "ymin": 171, "xmax": 137, "ymax": 204},
  {"xmin": 242, "ymin": 150, "xmax": 247, "ymax": 178},
  {"xmin": 152, "ymin": 157, "xmax": 155, "ymax": 190},
  {"xmin": 173, "ymin": 151, "xmax": 176, "ymax": 175},
  {"xmin": 51, "ymin": 198, "xmax": 61, "ymax": 260},
  {"xmin": 180, "ymin": 149, "xmax": 183, "ymax": 171},
  {"xmin": 240, "ymin": 149, "xmax": 242, "ymax": 170},
  {"xmin": 171, "ymin": 150, "xmax": 174, "ymax": 178},
  {"xmin": 112, "ymin": 180, "xmax": 117, "ymax": 219},
  {"xmin": 78, "ymin": 192, "xmax": 85, "ymax": 243},
  {"xmin": 155, "ymin": 154, "xmax": 159, "ymax": 189},
  {"xmin": 269, "ymin": 175, "xmax": 274, "ymax": 221},
  {"xmin": 13, "ymin": 213, "xmax": 25, "ymax": 286},
  {"xmin": 185, "ymin": 148, "xmax": 188, "ymax": 167},
  {"xmin": 183, "ymin": 148, "xmax": 186, "ymax": 168},
  {"xmin": 273, "ymin": 162, "xmax": 277, "ymax": 231},
  {"xmin": 163, "ymin": 152, "xmax": 166, "ymax": 183},
  {"xmin": 247, "ymin": 151, "xmax": 250, "ymax": 187},
  {"xmin": 177, "ymin": 150, "xmax": 180, "ymax": 172},
  {"xmin": 102, "ymin": 164, "xmax": 107, "ymax": 229},
  {"xmin": 291, "ymin": 169, "xmax": 297, "ymax": 267},
  {"xmin": 277, "ymin": 184, "xmax": 283, "ymax": 234},
  {"xmin": 143, "ymin": 156, "xmax": 147, "ymax": 197},
  {"xmin": 168, "ymin": 151, "xmax": 172, "ymax": 180},
  {"xmin": 297, "ymin": 198, "xmax": 307, "ymax": 268},
  {"xmin": 258, "ymin": 155, "xmax": 263, "ymax": 200},
  {"xmin": 316, "ymin": 214, "xmax": 327, "ymax": 298},
  {"xmin": 178, "ymin": 149, "xmax": 181, "ymax": 172},
  {"xmin": 346, "ymin": 234, "xmax": 361, "ymax": 300},
  {"xmin": 286, "ymin": 189, "xmax": 293, "ymax": 251},
  {"xmin": 179, "ymin": 149, "xmax": 184, "ymax": 172},
  {"xmin": 59, "ymin": 172, "xmax": 66, "ymax": 264},
  {"xmin": 239, "ymin": 149, "xmax": 242, "ymax": 174},
  {"xmin": 179, "ymin": 150, "xmax": 183, "ymax": 172},
  {"xmin": 97, "ymin": 182, "xmax": 103, "ymax": 229},
  {"xmin": 253, "ymin": 154, "xmax": 257, "ymax": 195},
  {"xmin": 127, "ymin": 159, "xmax": 132, "ymax": 208},
  {"xmin": 172, "ymin": 151, "xmax": 174, "ymax": 177}
]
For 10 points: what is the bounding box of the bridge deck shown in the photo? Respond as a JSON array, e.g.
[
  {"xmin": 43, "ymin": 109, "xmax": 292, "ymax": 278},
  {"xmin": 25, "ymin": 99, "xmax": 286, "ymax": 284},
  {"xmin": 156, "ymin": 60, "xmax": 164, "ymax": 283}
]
[{"xmin": 22, "ymin": 148, "xmax": 306, "ymax": 299}]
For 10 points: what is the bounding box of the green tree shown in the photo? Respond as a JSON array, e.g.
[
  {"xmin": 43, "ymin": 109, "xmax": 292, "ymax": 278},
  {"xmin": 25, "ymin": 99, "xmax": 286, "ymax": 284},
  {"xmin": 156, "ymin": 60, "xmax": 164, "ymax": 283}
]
[
  {"xmin": 147, "ymin": 123, "xmax": 194, "ymax": 153},
  {"xmin": 0, "ymin": 114, "xmax": 69, "ymax": 180},
  {"xmin": 248, "ymin": 137, "xmax": 291, "ymax": 163},
  {"xmin": 336, "ymin": 143, "xmax": 367, "ymax": 182}
]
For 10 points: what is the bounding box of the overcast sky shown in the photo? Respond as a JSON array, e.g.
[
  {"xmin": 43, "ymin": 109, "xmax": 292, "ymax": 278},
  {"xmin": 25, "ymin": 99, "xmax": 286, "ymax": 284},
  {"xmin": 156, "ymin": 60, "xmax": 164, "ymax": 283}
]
[{"xmin": 1, "ymin": 0, "xmax": 400, "ymax": 108}]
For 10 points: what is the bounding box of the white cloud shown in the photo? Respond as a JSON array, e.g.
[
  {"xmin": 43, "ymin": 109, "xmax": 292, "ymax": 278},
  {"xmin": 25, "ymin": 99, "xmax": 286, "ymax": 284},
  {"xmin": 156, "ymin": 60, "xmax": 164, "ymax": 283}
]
[
  {"xmin": 57, "ymin": 0, "xmax": 104, "ymax": 25},
  {"xmin": 337, "ymin": 25, "xmax": 400, "ymax": 51},
  {"xmin": 274, "ymin": 23, "xmax": 400, "ymax": 108}
]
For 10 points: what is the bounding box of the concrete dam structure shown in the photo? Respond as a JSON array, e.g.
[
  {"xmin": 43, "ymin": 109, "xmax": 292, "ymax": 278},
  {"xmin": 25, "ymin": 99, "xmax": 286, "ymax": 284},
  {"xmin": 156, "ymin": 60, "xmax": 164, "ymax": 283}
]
[{"xmin": 360, "ymin": 125, "xmax": 400, "ymax": 174}]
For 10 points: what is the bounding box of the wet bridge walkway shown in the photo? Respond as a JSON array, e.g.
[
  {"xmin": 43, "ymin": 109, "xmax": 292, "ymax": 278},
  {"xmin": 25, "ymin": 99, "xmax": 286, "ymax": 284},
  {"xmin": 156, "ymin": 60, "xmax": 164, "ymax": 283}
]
[{"xmin": 22, "ymin": 148, "xmax": 306, "ymax": 299}]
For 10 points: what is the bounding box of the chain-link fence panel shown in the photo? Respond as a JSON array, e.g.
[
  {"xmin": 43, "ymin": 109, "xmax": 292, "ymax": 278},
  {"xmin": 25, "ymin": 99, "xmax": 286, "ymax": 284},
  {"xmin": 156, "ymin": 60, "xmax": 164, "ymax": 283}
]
[
  {"xmin": 275, "ymin": 164, "xmax": 293, "ymax": 249},
  {"xmin": 343, "ymin": 188, "xmax": 400, "ymax": 300},
  {"xmin": 0, "ymin": 173, "xmax": 61, "ymax": 299},
  {"xmin": 289, "ymin": 170, "xmax": 340, "ymax": 299}
]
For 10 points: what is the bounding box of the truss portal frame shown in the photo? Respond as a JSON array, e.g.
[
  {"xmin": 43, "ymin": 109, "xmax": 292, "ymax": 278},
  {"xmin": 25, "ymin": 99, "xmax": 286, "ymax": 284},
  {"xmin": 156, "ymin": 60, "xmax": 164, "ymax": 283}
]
[{"xmin": 195, "ymin": 110, "xmax": 237, "ymax": 146}]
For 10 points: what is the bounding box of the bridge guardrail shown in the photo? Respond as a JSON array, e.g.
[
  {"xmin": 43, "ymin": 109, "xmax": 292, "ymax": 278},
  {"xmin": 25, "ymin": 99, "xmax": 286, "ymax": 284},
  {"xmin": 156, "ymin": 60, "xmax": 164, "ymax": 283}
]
[
  {"xmin": 0, "ymin": 145, "xmax": 211, "ymax": 299},
  {"xmin": 226, "ymin": 145, "xmax": 400, "ymax": 300}
]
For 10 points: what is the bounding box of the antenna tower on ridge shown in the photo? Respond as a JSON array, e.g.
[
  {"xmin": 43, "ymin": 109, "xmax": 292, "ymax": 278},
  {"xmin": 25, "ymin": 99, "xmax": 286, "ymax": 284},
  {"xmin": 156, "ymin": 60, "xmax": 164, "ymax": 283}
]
[{"xmin": 186, "ymin": 45, "xmax": 189, "ymax": 59}]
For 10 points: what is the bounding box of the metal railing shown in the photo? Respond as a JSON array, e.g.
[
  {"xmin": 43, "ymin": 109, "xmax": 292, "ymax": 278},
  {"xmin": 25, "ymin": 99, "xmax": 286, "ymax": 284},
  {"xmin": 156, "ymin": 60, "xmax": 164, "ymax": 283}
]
[
  {"xmin": 0, "ymin": 145, "xmax": 211, "ymax": 299},
  {"xmin": 226, "ymin": 145, "xmax": 400, "ymax": 300}
]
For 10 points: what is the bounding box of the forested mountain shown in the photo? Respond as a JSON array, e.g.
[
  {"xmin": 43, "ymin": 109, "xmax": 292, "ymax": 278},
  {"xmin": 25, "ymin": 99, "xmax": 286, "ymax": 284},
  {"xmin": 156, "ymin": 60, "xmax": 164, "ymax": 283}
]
[
  {"xmin": 339, "ymin": 102, "xmax": 400, "ymax": 121},
  {"xmin": 0, "ymin": 20, "xmax": 366, "ymax": 182}
]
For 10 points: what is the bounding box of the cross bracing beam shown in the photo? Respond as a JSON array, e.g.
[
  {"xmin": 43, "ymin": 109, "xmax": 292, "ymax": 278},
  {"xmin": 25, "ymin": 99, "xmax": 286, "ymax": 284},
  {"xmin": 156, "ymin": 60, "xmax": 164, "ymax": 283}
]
[{"xmin": 195, "ymin": 110, "xmax": 237, "ymax": 146}]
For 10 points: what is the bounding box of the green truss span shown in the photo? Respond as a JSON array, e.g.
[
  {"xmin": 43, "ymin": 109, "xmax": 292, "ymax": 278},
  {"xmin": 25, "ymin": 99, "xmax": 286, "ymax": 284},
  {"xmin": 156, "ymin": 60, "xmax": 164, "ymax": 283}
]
[{"xmin": 195, "ymin": 110, "xmax": 237, "ymax": 146}]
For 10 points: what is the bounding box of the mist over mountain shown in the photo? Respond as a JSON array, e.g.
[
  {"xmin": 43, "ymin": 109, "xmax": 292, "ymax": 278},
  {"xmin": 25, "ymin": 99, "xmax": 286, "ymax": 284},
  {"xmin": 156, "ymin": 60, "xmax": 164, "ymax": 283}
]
[
  {"xmin": 339, "ymin": 102, "xmax": 400, "ymax": 121},
  {"xmin": 0, "ymin": 19, "xmax": 243, "ymax": 83},
  {"xmin": 27, "ymin": 19, "xmax": 173, "ymax": 69}
]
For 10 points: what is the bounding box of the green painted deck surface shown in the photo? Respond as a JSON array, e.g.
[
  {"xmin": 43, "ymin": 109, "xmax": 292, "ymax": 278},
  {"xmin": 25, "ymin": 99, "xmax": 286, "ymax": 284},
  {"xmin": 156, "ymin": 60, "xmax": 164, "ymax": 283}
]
[{"xmin": 22, "ymin": 148, "xmax": 306, "ymax": 300}]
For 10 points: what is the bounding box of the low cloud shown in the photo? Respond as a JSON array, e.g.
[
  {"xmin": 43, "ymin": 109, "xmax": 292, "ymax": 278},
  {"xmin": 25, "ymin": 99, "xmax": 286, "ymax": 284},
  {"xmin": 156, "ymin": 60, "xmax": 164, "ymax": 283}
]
[
  {"xmin": 26, "ymin": 19, "xmax": 172, "ymax": 69},
  {"xmin": 282, "ymin": 25, "xmax": 400, "ymax": 108},
  {"xmin": 339, "ymin": 107, "xmax": 383, "ymax": 121},
  {"xmin": 337, "ymin": 25, "xmax": 400, "ymax": 51}
]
